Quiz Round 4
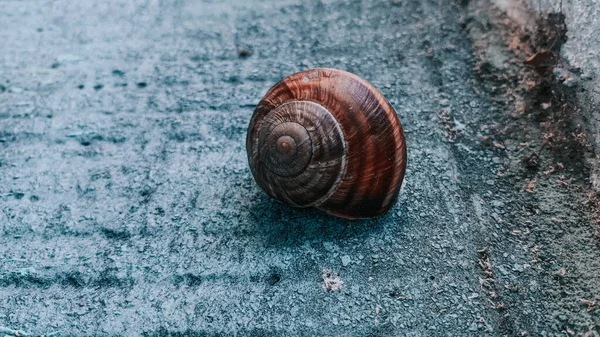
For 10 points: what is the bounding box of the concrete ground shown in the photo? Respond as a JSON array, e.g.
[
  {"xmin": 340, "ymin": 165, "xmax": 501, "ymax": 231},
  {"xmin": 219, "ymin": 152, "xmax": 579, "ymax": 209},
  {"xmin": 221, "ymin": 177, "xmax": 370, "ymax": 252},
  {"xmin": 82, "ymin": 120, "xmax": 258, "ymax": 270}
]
[{"xmin": 0, "ymin": 0, "xmax": 598, "ymax": 336}]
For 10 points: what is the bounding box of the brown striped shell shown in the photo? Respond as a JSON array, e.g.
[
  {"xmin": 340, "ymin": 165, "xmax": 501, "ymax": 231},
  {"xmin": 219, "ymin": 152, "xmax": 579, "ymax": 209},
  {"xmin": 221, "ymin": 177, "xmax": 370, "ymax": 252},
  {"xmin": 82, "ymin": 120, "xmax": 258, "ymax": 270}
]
[{"xmin": 246, "ymin": 68, "xmax": 407, "ymax": 219}]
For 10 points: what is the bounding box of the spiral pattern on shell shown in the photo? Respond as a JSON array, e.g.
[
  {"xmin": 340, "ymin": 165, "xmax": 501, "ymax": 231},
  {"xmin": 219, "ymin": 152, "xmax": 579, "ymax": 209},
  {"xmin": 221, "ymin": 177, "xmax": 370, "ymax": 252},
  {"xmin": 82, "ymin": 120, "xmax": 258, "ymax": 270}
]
[{"xmin": 246, "ymin": 68, "xmax": 407, "ymax": 219}]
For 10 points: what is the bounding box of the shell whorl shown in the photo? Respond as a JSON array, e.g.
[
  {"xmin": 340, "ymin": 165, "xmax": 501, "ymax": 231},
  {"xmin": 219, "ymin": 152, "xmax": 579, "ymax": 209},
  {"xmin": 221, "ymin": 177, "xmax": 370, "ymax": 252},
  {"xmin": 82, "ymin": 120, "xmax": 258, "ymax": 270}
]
[
  {"xmin": 253, "ymin": 100, "xmax": 347, "ymax": 207},
  {"xmin": 247, "ymin": 68, "xmax": 407, "ymax": 219}
]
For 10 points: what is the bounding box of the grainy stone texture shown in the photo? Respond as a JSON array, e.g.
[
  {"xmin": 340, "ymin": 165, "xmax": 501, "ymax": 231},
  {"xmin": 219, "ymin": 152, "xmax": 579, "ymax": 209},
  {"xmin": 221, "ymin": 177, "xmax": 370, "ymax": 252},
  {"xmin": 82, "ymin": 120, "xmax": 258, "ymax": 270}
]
[
  {"xmin": 493, "ymin": 0, "xmax": 600, "ymax": 187},
  {"xmin": 0, "ymin": 0, "xmax": 598, "ymax": 336},
  {"xmin": 493, "ymin": 0, "xmax": 600, "ymax": 79}
]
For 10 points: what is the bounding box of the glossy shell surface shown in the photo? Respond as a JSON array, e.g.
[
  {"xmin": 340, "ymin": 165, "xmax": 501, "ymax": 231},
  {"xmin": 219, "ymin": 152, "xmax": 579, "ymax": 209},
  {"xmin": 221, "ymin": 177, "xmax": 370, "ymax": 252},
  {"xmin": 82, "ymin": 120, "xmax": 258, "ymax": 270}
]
[{"xmin": 247, "ymin": 68, "xmax": 406, "ymax": 219}]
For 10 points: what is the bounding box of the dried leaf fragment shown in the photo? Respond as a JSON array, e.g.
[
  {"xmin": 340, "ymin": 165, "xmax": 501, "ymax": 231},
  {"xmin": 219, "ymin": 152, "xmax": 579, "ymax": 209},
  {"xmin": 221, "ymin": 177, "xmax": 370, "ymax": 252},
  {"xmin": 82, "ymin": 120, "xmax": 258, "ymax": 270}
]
[
  {"xmin": 321, "ymin": 268, "xmax": 343, "ymax": 292},
  {"xmin": 523, "ymin": 51, "xmax": 554, "ymax": 68}
]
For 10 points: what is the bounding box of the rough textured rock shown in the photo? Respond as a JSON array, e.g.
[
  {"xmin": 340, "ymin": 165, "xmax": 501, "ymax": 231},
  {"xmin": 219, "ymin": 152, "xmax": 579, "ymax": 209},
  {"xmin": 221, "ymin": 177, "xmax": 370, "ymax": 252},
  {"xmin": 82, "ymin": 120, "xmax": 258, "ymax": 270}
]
[
  {"xmin": 492, "ymin": 0, "xmax": 600, "ymax": 188},
  {"xmin": 0, "ymin": 0, "xmax": 598, "ymax": 336}
]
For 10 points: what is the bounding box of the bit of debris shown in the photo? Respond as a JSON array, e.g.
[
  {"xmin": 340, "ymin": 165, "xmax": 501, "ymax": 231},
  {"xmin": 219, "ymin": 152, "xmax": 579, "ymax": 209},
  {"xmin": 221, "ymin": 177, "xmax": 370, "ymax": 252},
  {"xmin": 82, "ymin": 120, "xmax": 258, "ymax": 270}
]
[
  {"xmin": 321, "ymin": 268, "xmax": 343, "ymax": 292},
  {"xmin": 444, "ymin": 44, "xmax": 457, "ymax": 51},
  {"xmin": 579, "ymin": 298, "xmax": 596, "ymax": 312},
  {"xmin": 525, "ymin": 179, "xmax": 535, "ymax": 193},
  {"xmin": 543, "ymin": 166, "xmax": 556, "ymax": 175},
  {"xmin": 477, "ymin": 248, "xmax": 504, "ymax": 311},
  {"xmin": 438, "ymin": 109, "xmax": 463, "ymax": 142},
  {"xmin": 238, "ymin": 47, "xmax": 252, "ymax": 59}
]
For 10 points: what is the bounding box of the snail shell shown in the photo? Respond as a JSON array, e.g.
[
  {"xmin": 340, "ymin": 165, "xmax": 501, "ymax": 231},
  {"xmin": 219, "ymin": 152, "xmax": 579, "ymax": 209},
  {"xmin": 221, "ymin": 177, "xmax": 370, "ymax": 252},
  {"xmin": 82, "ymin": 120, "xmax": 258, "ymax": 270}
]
[{"xmin": 246, "ymin": 68, "xmax": 407, "ymax": 219}]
